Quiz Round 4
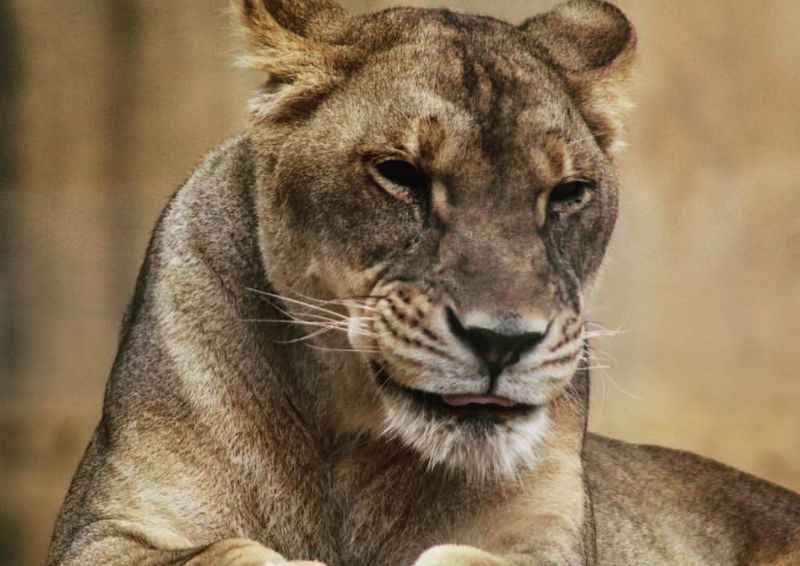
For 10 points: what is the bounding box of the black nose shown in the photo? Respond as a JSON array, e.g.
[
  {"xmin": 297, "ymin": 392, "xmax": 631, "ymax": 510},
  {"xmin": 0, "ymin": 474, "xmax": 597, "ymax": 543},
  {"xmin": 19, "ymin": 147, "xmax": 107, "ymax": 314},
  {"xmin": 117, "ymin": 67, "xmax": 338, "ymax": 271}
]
[{"xmin": 446, "ymin": 308, "xmax": 546, "ymax": 381}]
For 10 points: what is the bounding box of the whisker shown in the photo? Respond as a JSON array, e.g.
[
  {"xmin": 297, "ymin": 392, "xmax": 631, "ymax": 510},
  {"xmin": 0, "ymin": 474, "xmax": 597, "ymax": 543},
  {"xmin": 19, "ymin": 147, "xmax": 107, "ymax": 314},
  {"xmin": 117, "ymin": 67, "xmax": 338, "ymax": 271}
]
[
  {"xmin": 584, "ymin": 321, "xmax": 628, "ymax": 338},
  {"xmin": 286, "ymin": 288, "xmax": 386, "ymax": 307},
  {"xmin": 268, "ymin": 300, "xmax": 377, "ymax": 329},
  {"xmin": 241, "ymin": 317, "xmax": 347, "ymax": 327},
  {"xmin": 274, "ymin": 326, "xmax": 334, "ymax": 344},
  {"xmin": 339, "ymin": 294, "xmax": 389, "ymax": 304},
  {"xmin": 248, "ymin": 315, "xmax": 378, "ymax": 344},
  {"xmin": 585, "ymin": 330, "xmax": 627, "ymax": 340},
  {"xmin": 284, "ymin": 311, "xmax": 350, "ymax": 324},
  {"xmin": 241, "ymin": 319, "xmax": 370, "ymax": 337},
  {"xmin": 245, "ymin": 288, "xmax": 351, "ymax": 321},
  {"xmin": 585, "ymin": 347, "xmax": 619, "ymax": 367},
  {"xmin": 287, "ymin": 290, "xmax": 382, "ymax": 312},
  {"xmin": 306, "ymin": 344, "xmax": 380, "ymax": 354},
  {"xmin": 331, "ymin": 301, "xmax": 380, "ymax": 313},
  {"xmin": 590, "ymin": 364, "xmax": 642, "ymax": 402},
  {"xmin": 253, "ymin": 293, "xmax": 296, "ymax": 320}
]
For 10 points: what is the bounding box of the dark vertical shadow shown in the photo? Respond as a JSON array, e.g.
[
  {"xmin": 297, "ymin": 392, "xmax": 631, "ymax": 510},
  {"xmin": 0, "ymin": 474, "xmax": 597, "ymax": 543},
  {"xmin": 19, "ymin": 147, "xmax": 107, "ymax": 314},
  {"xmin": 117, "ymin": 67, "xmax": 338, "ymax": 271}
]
[
  {"xmin": 0, "ymin": 1, "xmax": 21, "ymax": 384},
  {"xmin": 0, "ymin": 2, "xmax": 22, "ymax": 564},
  {"xmin": 105, "ymin": 0, "xmax": 142, "ymax": 311},
  {"xmin": 0, "ymin": 510, "xmax": 21, "ymax": 566}
]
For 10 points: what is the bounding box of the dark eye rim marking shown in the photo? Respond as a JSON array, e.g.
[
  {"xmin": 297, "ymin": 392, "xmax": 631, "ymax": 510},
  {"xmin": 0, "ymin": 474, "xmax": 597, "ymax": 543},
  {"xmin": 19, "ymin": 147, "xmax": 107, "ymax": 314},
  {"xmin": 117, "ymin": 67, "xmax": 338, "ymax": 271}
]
[
  {"xmin": 367, "ymin": 156, "xmax": 430, "ymax": 203},
  {"xmin": 547, "ymin": 178, "xmax": 596, "ymax": 215}
]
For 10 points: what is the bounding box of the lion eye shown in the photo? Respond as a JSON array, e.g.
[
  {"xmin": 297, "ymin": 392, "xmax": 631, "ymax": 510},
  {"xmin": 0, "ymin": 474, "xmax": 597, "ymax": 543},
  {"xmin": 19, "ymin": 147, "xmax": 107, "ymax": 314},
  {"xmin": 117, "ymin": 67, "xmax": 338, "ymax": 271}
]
[
  {"xmin": 370, "ymin": 158, "xmax": 429, "ymax": 201},
  {"xmin": 548, "ymin": 179, "xmax": 594, "ymax": 214}
]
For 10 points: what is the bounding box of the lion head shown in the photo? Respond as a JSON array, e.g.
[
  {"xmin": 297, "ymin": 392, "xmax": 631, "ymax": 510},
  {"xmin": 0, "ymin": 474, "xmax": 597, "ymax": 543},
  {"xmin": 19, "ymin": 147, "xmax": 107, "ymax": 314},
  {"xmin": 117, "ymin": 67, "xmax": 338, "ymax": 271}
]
[{"xmin": 239, "ymin": 0, "xmax": 636, "ymax": 480}]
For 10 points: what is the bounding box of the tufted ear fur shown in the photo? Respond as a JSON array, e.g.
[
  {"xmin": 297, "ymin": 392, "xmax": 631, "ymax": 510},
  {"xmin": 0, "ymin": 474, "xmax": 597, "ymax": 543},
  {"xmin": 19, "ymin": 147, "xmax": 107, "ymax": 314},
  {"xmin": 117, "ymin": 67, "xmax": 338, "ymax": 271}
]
[
  {"xmin": 237, "ymin": 0, "xmax": 359, "ymax": 121},
  {"xmin": 520, "ymin": 0, "xmax": 637, "ymax": 155}
]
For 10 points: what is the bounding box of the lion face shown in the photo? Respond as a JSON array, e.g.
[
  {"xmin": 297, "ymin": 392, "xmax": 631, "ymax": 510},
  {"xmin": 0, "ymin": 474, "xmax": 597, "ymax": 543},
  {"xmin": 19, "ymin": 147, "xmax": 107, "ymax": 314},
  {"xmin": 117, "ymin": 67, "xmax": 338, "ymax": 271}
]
[{"xmin": 245, "ymin": 2, "xmax": 635, "ymax": 479}]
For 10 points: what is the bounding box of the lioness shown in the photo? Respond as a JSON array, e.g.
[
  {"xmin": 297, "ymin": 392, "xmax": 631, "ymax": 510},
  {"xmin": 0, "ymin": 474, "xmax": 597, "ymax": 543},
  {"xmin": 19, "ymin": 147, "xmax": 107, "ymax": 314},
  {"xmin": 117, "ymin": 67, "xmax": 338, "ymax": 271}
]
[{"xmin": 47, "ymin": 1, "xmax": 800, "ymax": 565}]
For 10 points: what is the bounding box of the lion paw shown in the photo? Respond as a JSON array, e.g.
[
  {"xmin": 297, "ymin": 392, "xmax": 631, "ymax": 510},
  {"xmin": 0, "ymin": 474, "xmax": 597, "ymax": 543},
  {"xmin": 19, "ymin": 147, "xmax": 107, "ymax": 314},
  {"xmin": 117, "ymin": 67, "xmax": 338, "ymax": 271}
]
[
  {"xmin": 186, "ymin": 538, "xmax": 327, "ymax": 566},
  {"xmin": 413, "ymin": 545, "xmax": 509, "ymax": 566}
]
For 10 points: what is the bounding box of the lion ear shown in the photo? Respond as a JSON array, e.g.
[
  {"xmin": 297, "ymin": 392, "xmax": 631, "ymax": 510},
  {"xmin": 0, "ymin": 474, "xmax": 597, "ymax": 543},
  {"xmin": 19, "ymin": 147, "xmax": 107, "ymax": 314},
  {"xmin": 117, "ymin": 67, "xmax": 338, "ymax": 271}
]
[
  {"xmin": 237, "ymin": 0, "xmax": 358, "ymax": 121},
  {"xmin": 520, "ymin": 0, "xmax": 637, "ymax": 155}
]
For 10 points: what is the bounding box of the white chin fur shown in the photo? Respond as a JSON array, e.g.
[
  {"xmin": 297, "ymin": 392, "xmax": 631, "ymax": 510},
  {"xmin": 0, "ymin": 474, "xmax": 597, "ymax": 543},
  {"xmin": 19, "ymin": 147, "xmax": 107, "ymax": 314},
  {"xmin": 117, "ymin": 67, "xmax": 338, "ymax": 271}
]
[{"xmin": 379, "ymin": 396, "xmax": 550, "ymax": 483}]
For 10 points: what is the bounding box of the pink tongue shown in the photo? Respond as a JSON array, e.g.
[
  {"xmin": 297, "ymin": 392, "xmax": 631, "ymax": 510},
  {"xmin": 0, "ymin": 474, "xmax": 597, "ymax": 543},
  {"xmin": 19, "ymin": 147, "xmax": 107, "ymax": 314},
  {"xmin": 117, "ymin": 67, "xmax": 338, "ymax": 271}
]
[{"xmin": 441, "ymin": 394, "xmax": 517, "ymax": 408}]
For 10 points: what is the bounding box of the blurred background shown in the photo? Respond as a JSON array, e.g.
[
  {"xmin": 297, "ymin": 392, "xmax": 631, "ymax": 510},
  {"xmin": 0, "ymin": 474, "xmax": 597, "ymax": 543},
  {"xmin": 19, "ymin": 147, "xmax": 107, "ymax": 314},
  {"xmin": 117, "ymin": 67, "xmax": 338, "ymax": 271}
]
[{"xmin": 1, "ymin": 1, "xmax": 798, "ymax": 564}]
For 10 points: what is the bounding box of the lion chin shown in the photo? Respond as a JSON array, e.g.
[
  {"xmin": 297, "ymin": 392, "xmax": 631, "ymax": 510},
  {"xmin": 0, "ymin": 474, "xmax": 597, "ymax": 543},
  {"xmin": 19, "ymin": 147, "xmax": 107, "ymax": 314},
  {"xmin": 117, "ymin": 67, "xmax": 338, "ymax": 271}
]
[{"xmin": 371, "ymin": 361, "xmax": 552, "ymax": 482}]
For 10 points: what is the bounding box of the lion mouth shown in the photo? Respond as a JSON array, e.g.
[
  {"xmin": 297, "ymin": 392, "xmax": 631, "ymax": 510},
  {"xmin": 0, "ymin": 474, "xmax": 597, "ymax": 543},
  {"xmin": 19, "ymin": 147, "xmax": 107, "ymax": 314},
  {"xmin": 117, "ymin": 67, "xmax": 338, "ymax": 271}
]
[
  {"xmin": 441, "ymin": 393, "xmax": 518, "ymax": 408},
  {"xmin": 372, "ymin": 362, "xmax": 540, "ymax": 421}
]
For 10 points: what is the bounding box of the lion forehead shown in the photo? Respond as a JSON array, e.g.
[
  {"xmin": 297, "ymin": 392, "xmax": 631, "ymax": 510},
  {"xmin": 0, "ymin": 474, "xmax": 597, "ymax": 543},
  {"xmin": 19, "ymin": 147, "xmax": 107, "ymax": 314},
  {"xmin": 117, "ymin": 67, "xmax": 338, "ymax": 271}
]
[{"xmin": 346, "ymin": 13, "xmax": 572, "ymax": 130}]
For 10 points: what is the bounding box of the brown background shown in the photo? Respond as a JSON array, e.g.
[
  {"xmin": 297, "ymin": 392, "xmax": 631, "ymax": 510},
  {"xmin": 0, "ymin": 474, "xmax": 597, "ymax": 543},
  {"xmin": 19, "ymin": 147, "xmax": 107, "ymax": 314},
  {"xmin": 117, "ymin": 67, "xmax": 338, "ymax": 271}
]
[{"xmin": 1, "ymin": 1, "xmax": 799, "ymax": 565}]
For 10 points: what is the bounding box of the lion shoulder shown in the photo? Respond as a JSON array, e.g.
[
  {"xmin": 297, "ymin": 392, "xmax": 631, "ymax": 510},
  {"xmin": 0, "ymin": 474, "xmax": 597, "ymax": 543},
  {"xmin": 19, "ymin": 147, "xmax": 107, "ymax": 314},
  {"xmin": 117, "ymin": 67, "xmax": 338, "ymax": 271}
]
[{"xmin": 585, "ymin": 433, "xmax": 800, "ymax": 564}]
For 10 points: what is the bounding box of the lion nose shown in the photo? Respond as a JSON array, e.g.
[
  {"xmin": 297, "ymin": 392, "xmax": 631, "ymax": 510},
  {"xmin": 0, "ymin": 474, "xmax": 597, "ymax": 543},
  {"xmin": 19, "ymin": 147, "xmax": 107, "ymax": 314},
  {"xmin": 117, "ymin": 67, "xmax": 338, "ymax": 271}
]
[{"xmin": 445, "ymin": 307, "xmax": 547, "ymax": 381}]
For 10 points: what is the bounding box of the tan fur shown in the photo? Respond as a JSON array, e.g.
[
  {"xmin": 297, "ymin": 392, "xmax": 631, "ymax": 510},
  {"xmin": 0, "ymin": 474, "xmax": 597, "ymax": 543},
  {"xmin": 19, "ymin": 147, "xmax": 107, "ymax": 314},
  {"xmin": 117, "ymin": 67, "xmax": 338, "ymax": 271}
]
[
  {"xmin": 47, "ymin": 1, "xmax": 800, "ymax": 565},
  {"xmin": 237, "ymin": 0, "xmax": 362, "ymax": 121},
  {"xmin": 520, "ymin": 0, "xmax": 637, "ymax": 155}
]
